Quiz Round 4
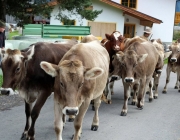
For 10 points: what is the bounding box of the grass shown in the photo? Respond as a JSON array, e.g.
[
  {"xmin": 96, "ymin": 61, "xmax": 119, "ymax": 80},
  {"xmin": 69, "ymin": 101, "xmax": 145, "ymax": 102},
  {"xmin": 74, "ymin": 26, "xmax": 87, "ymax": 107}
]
[
  {"xmin": 164, "ymin": 58, "xmax": 168, "ymax": 64},
  {"xmin": 0, "ymin": 75, "xmax": 3, "ymax": 87},
  {"xmin": 8, "ymin": 30, "xmax": 20, "ymax": 40}
]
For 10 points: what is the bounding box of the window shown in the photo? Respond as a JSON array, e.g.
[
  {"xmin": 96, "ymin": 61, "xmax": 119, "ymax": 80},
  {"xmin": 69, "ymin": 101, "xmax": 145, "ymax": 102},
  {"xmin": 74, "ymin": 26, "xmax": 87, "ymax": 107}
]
[
  {"xmin": 121, "ymin": 0, "xmax": 137, "ymax": 9},
  {"xmin": 62, "ymin": 19, "xmax": 76, "ymax": 25}
]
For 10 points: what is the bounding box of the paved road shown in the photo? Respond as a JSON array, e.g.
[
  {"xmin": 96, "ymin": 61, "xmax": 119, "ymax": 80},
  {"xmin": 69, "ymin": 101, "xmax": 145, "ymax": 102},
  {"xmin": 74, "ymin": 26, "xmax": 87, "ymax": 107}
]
[{"xmin": 0, "ymin": 64, "xmax": 180, "ymax": 140}]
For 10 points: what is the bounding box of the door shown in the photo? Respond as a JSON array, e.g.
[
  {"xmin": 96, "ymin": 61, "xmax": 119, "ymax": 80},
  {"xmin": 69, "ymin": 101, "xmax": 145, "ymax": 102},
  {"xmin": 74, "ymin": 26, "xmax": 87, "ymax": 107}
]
[
  {"xmin": 124, "ymin": 24, "xmax": 135, "ymax": 38},
  {"xmin": 88, "ymin": 21, "xmax": 116, "ymax": 39}
]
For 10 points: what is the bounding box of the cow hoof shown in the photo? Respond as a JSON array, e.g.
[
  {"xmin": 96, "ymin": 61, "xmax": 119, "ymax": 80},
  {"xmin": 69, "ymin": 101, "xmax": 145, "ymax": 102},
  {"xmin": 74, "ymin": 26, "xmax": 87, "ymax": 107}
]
[
  {"xmin": 137, "ymin": 104, "xmax": 143, "ymax": 110},
  {"xmin": 71, "ymin": 135, "xmax": 80, "ymax": 140},
  {"xmin": 154, "ymin": 96, "xmax": 158, "ymax": 99},
  {"xmin": 131, "ymin": 102, "xmax": 136, "ymax": 105},
  {"xmin": 174, "ymin": 86, "xmax": 178, "ymax": 89},
  {"xmin": 91, "ymin": 105, "xmax": 95, "ymax": 111},
  {"xmin": 120, "ymin": 111, "xmax": 127, "ymax": 116},
  {"xmin": 149, "ymin": 98, "xmax": 153, "ymax": 102},
  {"xmin": 162, "ymin": 90, "xmax": 167, "ymax": 94},
  {"xmin": 21, "ymin": 133, "xmax": 26, "ymax": 140},
  {"xmin": 146, "ymin": 91, "xmax": 150, "ymax": 94},
  {"xmin": 68, "ymin": 118, "xmax": 75, "ymax": 122},
  {"xmin": 91, "ymin": 125, "xmax": 98, "ymax": 131},
  {"xmin": 107, "ymin": 100, "xmax": 112, "ymax": 104}
]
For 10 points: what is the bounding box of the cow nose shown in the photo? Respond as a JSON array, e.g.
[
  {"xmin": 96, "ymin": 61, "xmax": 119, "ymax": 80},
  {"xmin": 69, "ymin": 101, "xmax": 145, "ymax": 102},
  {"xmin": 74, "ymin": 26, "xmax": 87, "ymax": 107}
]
[
  {"xmin": 1, "ymin": 89, "xmax": 10, "ymax": 96},
  {"xmin": 124, "ymin": 77, "xmax": 134, "ymax": 83},
  {"xmin": 170, "ymin": 58, "xmax": 177, "ymax": 62},
  {"xmin": 156, "ymin": 69, "xmax": 162, "ymax": 74},
  {"xmin": 66, "ymin": 109, "xmax": 78, "ymax": 116}
]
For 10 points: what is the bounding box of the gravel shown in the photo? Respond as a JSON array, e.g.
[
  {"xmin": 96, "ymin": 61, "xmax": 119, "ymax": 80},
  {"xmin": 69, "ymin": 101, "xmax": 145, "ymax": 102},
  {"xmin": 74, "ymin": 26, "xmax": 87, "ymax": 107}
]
[{"xmin": 0, "ymin": 94, "xmax": 24, "ymax": 111}]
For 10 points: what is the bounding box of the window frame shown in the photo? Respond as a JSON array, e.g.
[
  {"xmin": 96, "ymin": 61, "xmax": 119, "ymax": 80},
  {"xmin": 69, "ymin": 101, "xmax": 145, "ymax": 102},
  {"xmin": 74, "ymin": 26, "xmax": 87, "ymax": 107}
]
[{"xmin": 121, "ymin": 0, "xmax": 137, "ymax": 9}]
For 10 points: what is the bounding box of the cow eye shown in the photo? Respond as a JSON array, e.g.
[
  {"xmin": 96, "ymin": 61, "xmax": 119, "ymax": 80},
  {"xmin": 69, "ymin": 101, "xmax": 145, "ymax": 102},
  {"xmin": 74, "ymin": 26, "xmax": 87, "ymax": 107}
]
[
  {"xmin": 16, "ymin": 67, "xmax": 20, "ymax": 73},
  {"xmin": 133, "ymin": 63, "xmax": 137, "ymax": 67},
  {"xmin": 79, "ymin": 82, "xmax": 84, "ymax": 88},
  {"xmin": 121, "ymin": 63, "xmax": 125, "ymax": 67},
  {"xmin": 60, "ymin": 82, "xmax": 64, "ymax": 88}
]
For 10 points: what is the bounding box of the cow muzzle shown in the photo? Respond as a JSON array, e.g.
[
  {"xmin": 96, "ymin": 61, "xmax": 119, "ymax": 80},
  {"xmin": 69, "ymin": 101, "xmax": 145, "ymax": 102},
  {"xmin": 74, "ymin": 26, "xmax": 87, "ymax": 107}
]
[
  {"xmin": 62, "ymin": 106, "xmax": 79, "ymax": 116},
  {"xmin": 124, "ymin": 77, "xmax": 134, "ymax": 83},
  {"xmin": 156, "ymin": 69, "xmax": 162, "ymax": 74},
  {"xmin": 0, "ymin": 88, "xmax": 17, "ymax": 96},
  {"xmin": 170, "ymin": 58, "xmax": 177, "ymax": 63}
]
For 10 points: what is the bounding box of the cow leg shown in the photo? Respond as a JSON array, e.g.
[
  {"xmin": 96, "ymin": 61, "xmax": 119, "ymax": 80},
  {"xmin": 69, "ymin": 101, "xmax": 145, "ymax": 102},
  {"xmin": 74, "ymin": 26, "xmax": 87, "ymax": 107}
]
[
  {"xmin": 162, "ymin": 65, "xmax": 171, "ymax": 93},
  {"xmin": 54, "ymin": 101, "xmax": 63, "ymax": 140},
  {"xmin": 137, "ymin": 78, "xmax": 146, "ymax": 109},
  {"xmin": 21, "ymin": 101, "xmax": 32, "ymax": 140},
  {"xmin": 121, "ymin": 84, "xmax": 130, "ymax": 116},
  {"xmin": 109, "ymin": 81, "xmax": 115, "ymax": 95},
  {"xmin": 175, "ymin": 72, "xmax": 179, "ymax": 89},
  {"xmin": 131, "ymin": 84, "xmax": 139, "ymax": 105},
  {"xmin": 26, "ymin": 91, "xmax": 50, "ymax": 140},
  {"xmin": 153, "ymin": 74, "xmax": 161, "ymax": 99},
  {"xmin": 104, "ymin": 80, "xmax": 112, "ymax": 104},
  {"xmin": 91, "ymin": 95, "xmax": 102, "ymax": 131},
  {"xmin": 148, "ymin": 78, "xmax": 154, "ymax": 102},
  {"xmin": 178, "ymin": 71, "xmax": 180, "ymax": 92},
  {"xmin": 72, "ymin": 99, "xmax": 91, "ymax": 140}
]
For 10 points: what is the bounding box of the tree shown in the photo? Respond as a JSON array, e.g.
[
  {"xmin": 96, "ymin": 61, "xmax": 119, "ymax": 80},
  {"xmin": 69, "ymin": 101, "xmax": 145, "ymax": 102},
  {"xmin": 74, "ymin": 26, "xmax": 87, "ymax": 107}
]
[
  {"xmin": 56, "ymin": 0, "xmax": 103, "ymax": 25},
  {"xmin": 0, "ymin": 0, "xmax": 102, "ymax": 26}
]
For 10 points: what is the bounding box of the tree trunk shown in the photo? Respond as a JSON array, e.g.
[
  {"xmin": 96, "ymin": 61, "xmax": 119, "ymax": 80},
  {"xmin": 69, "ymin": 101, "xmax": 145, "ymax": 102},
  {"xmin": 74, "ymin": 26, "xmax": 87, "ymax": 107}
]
[{"xmin": 0, "ymin": 0, "xmax": 7, "ymax": 22}]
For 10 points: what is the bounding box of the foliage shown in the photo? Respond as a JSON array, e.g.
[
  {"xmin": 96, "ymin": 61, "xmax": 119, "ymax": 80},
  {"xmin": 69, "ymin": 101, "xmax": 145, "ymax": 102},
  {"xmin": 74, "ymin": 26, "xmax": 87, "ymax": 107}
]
[
  {"xmin": 56, "ymin": 0, "xmax": 103, "ymax": 25},
  {"xmin": 0, "ymin": 0, "xmax": 53, "ymax": 26},
  {"xmin": 0, "ymin": 0, "xmax": 102, "ymax": 26},
  {"xmin": 9, "ymin": 30, "xmax": 20, "ymax": 40},
  {"xmin": 173, "ymin": 30, "xmax": 180, "ymax": 40}
]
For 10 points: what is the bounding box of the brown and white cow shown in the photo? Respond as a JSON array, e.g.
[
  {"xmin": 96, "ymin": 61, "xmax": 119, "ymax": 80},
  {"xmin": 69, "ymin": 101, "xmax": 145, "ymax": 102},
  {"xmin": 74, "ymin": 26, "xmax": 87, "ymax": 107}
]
[
  {"xmin": 162, "ymin": 42, "xmax": 180, "ymax": 93},
  {"xmin": 0, "ymin": 40, "xmax": 77, "ymax": 140},
  {"xmin": 112, "ymin": 39, "xmax": 161, "ymax": 116},
  {"xmin": 100, "ymin": 31, "xmax": 124, "ymax": 103},
  {"xmin": 40, "ymin": 35, "xmax": 109, "ymax": 140}
]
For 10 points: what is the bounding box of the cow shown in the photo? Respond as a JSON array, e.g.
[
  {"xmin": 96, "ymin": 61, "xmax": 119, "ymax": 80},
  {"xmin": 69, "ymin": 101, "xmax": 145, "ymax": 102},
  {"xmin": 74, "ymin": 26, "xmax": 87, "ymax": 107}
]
[
  {"xmin": 162, "ymin": 42, "xmax": 180, "ymax": 93},
  {"xmin": 111, "ymin": 38, "xmax": 162, "ymax": 116},
  {"xmin": 0, "ymin": 40, "xmax": 77, "ymax": 140},
  {"xmin": 149, "ymin": 39, "xmax": 172, "ymax": 98},
  {"xmin": 40, "ymin": 35, "xmax": 109, "ymax": 140},
  {"xmin": 100, "ymin": 31, "xmax": 124, "ymax": 104}
]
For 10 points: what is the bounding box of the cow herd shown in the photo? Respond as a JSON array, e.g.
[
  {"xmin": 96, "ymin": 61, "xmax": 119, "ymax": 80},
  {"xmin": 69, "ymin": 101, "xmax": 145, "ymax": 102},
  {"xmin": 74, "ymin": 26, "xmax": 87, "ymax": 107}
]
[{"xmin": 0, "ymin": 32, "xmax": 179, "ymax": 140}]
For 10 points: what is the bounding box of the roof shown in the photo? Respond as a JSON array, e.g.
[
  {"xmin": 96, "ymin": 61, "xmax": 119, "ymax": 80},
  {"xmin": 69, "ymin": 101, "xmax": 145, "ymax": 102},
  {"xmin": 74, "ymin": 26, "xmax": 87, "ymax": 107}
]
[{"xmin": 100, "ymin": 0, "xmax": 163, "ymax": 26}]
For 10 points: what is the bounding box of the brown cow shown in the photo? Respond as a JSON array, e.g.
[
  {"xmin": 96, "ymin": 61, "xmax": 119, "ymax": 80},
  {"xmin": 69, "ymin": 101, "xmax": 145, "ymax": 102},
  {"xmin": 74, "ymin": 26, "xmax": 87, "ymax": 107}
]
[
  {"xmin": 40, "ymin": 35, "xmax": 109, "ymax": 140},
  {"xmin": 112, "ymin": 39, "xmax": 161, "ymax": 116},
  {"xmin": 0, "ymin": 40, "xmax": 77, "ymax": 140},
  {"xmin": 149, "ymin": 39, "xmax": 172, "ymax": 98},
  {"xmin": 162, "ymin": 42, "xmax": 180, "ymax": 93}
]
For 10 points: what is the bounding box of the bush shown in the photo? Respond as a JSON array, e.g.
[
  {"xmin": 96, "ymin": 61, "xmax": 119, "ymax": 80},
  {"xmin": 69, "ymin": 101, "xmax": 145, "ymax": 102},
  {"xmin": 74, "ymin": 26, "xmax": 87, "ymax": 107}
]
[{"xmin": 173, "ymin": 30, "xmax": 180, "ymax": 40}]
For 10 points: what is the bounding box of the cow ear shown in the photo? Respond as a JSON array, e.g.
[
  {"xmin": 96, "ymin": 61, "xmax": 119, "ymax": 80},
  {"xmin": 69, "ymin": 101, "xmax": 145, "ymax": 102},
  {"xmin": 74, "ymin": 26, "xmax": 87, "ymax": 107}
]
[
  {"xmin": 40, "ymin": 61, "xmax": 59, "ymax": 77},
  {"xmin": 25, "ymin": 45, "xmax": 35, "ymax": 60},
  {"xmin": 116, "ymin": 51, "xmax": 124, "ymax": 62},
  {"xmin": 105, "ymin": 34, "xmax": 111, "ymax": 40},
  {"xmin": 84, "ymin": 67, "xmax": 104, "ymax": 80},
  {"xmin": 137, "ymin": 54, "xmax": 148, "ymax": 63},
  {"xmin": 163, "ymin": 51, "xmax": 172, "ymax": 60}
]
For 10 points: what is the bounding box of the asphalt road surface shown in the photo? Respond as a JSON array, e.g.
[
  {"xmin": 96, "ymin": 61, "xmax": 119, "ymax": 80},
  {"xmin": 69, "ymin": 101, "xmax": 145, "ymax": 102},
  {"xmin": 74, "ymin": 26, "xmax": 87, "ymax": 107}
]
[{"xmin": 0, "ymin": 64, "xmax": 180, "ymax": 140}]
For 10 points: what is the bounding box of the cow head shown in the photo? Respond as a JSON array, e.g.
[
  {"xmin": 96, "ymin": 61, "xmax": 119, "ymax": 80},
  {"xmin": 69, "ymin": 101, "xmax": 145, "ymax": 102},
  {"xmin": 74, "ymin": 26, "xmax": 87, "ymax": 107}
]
[
  {"xmin": 168, "ymin": 42, "xmax": 180, "ymax": 63},
  {"xmin": 105, "ymin": 31, "xmax": 124, "ymax": 52},
  {"xmin": 40, "ymin": 60, "xmax": 104, "ymax": 116},
  {"xmin": 0, "ymin": 45, "xmax": 35, "ymax": 95},
  {"xmin": 116, "ymin": 50, "xmax": 148, "ymax": 83}
]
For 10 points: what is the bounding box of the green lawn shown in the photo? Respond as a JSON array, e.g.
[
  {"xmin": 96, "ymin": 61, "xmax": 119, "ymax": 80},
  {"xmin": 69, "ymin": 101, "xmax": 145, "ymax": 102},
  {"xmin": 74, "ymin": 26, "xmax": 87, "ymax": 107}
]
[{"xmin": 8, "ymin": 30, "xmax": 20, "ymax": 40}]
